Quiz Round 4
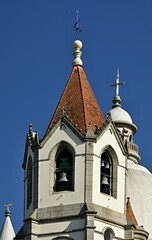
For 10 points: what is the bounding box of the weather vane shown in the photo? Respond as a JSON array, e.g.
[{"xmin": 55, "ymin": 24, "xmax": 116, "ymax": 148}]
[
  {"xmin": 73, "ymin": 10, "xmax": 82, "ymax": 36},
  {"xmin": 110, "ymin": 68, "xmax": 125, "ymax": 97}
]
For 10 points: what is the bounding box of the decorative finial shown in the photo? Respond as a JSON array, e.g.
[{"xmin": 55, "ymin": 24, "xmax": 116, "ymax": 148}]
[
  {"xmin": 73, "ymin": 40, "xmax": 83, "ymax": 66},
  {"xmin": 127, "ymin": 197, "xmax": 130, "ymax": 202},
  {"xmin": 29, "ymin": 123, "xmax": 33, "ymax": 134},
  {"xmin": 60, "ymin": 107, "xmax": 66, "ymax": 116},
  {"xmin": 73, "ymin": 10, "xmax": 83, "ymax": 66},
  {"xmin": 4, "ymin": 203, "xmax": 12, "ymax": 216},
  {"xmin": 28, "ymin": 123, "xmax": 34, "ymax": 145},
  {"xmin": 110, "ymin": 68, "xmax": 125, "ymax": 108}
]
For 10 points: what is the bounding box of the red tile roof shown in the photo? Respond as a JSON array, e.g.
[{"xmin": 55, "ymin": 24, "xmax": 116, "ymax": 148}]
[
  {"xmin": 126, "ymin": 197, "xmax": 138, "ymax": 225},
  {"xmin": 46, "ymin": 65, "xmax": 105, "ymax": 135}
]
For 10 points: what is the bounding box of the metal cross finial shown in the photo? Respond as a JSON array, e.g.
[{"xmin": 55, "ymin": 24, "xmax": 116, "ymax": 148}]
[
  {"xmin": 110, "ymin": 68, "xmax": 125, "ymax": 97},
  {"xmin": 5, "ymin": 203, "xmax": 12, "ymax": 212},
  {"xmin": 73, "ymin": 10, "xmax": 82, "ymax": 36}
]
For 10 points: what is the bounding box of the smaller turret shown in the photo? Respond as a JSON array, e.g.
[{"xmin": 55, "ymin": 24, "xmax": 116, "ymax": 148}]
[{"xmin": 0, "ymin": 203, "xmax": 15, "ymax": 240}]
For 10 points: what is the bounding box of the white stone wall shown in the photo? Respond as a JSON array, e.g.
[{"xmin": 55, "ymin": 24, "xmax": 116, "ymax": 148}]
[
  {"xmin": 38, "ymin": 219, "xmax": 85, "ymax": 240},
  {"xmin": 94, "ymin": 219, "xmax": 124, "ymax": 240},
  {"xmin": 38, "ymin": 125, "xmax": 86, "ymax": 208},
  {"xmin": 23, "ymin": 122, "xmax": 128, "ymax": 239}
]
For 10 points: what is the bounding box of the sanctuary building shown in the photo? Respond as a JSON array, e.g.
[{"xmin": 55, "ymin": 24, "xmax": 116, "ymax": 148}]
[{"xmin": 1, "ymin": 39, "xmax": 152, "ymax": 240}]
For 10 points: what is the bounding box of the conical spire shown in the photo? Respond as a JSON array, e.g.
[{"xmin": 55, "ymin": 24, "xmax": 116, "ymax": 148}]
[
  {"xmin": 126, "ymin": 197, "xmax": 138, "ymax": 225},
  {"xmin": 46, "ymin": 40, "xmax": 105, "ymax": 135},
  {"xmin": 0, "ymin": 203, "xmax": 15, "ymax": 240}
]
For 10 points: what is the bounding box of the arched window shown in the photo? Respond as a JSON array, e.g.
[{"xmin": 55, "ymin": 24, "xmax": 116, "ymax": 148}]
[
  {"xmin": 100, "ymin": 151, "xmax": 112, "ymax": 195},
  {"xmin": 27, "ymin": 157, "xmax": 32, "ymax": 208},
  {"xmin": 55, "ymin": 145, "xmax": 74, "ymax": 192}
]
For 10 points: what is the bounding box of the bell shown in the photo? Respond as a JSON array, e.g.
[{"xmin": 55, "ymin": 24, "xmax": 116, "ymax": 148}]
[
  {"xmin": 105, "ymin": 163, "xmax": 110, "ymax": 174},
  {"xmin": 101, "ymin": 161, "xmax": 105, "ymax": 167},
  {"xmin": 105, "ymin": 163, "xmax": 110, "ymax": 170},
  {"xmin": 101, "ymin": 176, "xmax": 110, "ymax": 194},
  {"xmin": 101, "ymin": 176, "xmax": 109, "ymax": 186},
  {"xmin": 58, "ymin": 172, "xmax": 69, "ymax": 183}
]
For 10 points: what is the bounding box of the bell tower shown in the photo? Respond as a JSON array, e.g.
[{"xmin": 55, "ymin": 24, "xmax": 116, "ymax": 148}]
[{"xmin": 15, "ymin": 39, "xmax": 148, "ymax": 240}]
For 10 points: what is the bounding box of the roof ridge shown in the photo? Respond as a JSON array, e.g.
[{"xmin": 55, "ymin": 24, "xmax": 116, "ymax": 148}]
[
  {"xmin": 78, "ymin": 66, "xmax": 104, "ymax": 131},
  {"xmin": 77, "ymin": 66, "xmax": 88, "ymax": 132}
]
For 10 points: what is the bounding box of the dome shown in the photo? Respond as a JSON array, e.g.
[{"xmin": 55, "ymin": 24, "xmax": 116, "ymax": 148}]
[
  {"xmin": 126, "ymin": 161, "xmax": 152, "ymax": 239},
  {"xmin": 109, "ymin": 106, "xmax": 133, "ymax": 124},
  {"xmin": 109, "ymin": 70, "xmax": 134, "ymax": 126}
]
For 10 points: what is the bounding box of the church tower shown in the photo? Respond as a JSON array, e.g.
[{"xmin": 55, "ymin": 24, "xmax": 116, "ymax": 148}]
[{"xmin": 15, "ymin": 39, "xmax": 149, "ymax": 240}]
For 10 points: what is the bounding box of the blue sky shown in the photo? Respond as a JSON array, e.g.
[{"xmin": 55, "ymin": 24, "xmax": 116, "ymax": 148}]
[{"xmin": 0, "ymin": 0, "xmax": 152, "ymax": 234}]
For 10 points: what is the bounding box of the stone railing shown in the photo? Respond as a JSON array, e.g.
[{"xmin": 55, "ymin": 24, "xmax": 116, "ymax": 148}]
[{"xmin": 125, "ymin": 141, "xmax": 140, "ymax": 163}]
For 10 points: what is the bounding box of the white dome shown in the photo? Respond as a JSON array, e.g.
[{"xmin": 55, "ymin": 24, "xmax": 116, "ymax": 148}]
[
  {"xmin": 126, "ymin": 162, "xmax": 152, "ymax": 238},
  {"xmin": 109, "ymin": 106, "xmax": 133, "ymax": 124}
]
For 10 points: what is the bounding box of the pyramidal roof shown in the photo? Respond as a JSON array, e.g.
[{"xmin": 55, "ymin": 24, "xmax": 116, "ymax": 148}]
[
  {"xmin": 0, "ymin": 206, "xmax": 15, "ymax": 240},
  {"xmin": 46, "ymin": 40, "xmax": 105, "ymax": 135}
]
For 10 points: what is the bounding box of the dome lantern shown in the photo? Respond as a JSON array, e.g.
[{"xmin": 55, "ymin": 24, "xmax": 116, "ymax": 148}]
[
  {"xmin": 109, "ymin": 69, "xmax": 134, "ymax": 126},
  {"xmin": 108, "ymin": 70, "xmax": 140, "ymax": 164}
]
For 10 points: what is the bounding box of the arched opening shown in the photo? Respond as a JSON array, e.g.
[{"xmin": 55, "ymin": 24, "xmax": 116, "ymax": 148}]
[
  {"xmin": 27, "ymin": 157, "xmax": 32, "ymax": 208},
  {"xmin": 100, "ymin": 151, "xmax": 112, "ymax": 195},
  {"xmin": 100, "ymin": 147, "xmax": 118, "ymax": 197},
  {"xmin": 54, "ymin": 144, "xmax": 74, "ymax": 192}
]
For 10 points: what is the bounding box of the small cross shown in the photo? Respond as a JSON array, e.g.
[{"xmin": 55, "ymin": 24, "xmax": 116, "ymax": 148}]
[
  {"xmin": 110, "ymin": 69, "xmax": 125, "ymax": 97},
  {"xmin": 4, "ymin": 203, "xmax": 12, "ymax": 212}
]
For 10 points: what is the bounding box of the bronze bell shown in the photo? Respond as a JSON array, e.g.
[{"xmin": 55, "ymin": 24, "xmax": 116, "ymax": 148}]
[
  {"xmin": 105, "ymin": 163, "xmax": 110, "ymax": 170},
  {"xmin": 101, "ymin": 176, "xmax": 110, "ymax": 194},
  {"xmin": 58, "ymin": 172, "xmax": 69, "ymax": 183},
  {"xmin": 101, "ymin": 161, "xmax": 105, "ymax": 167},
  {"xmin": 101, "ymin": 176, "xmax": 109, "ymax": 186}
]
